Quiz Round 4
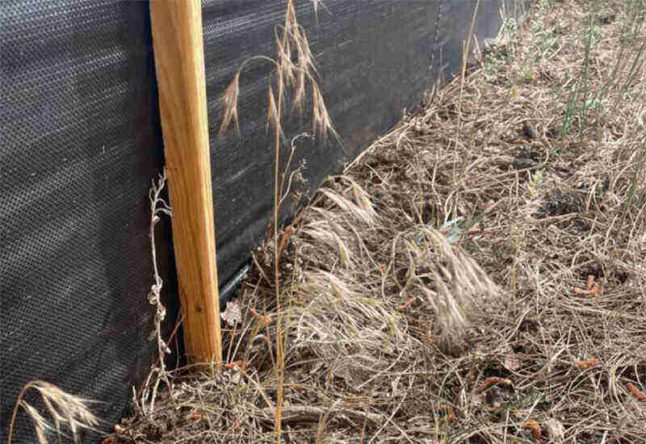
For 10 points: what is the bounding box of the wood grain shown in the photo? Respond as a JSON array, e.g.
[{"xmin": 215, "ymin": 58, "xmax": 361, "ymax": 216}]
[{"xmin": 150, "ymin": 0, "xmax": 221, "ymax": 363}]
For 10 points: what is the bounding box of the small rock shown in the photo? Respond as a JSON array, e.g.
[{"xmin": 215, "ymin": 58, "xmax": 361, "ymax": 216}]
[
  {"xmin": 231, "ymin": 368, "xmax": 241, "ymax": 384},
  {"xmin": 512, "ymin": 146, "xmax": 541, "ymax": 170},
  {"xmin": 522, "ymin": 121, "xmax": 538, "ymax": 139},
  {"xmin": 536, "ymin": 190, "xmax": 584, "ymax": 218},
  {"xmin": 513, "ymin": 157, "xmax": 538, "ymax": 170}
]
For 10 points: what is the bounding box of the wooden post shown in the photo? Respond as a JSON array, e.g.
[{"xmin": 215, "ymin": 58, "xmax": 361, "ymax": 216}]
[{"xmin": 150, "ymin": 0, "xmax": 222, "ymax": 363}]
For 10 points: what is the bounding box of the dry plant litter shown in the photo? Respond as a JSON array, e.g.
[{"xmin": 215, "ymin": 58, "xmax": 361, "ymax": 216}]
[{"xmin": 108, "ymin": 0, "xmax": 645, "ymax": 442}]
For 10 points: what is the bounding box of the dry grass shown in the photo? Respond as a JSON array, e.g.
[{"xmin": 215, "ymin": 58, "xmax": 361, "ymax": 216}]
[
  {"xmin": 8, "ymin": 380, "xmax": 99, "ymax": 444},
  {"xmin": 111, "ymin": 0, "xmax": 645, "ymax": 442},
  {"xmin": 217, "ymin": 0, "xmax": 336, "ymax": 441}
]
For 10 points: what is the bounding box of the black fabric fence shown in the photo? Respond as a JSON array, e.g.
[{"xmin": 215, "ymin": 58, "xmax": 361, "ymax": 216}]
[{"xmin": 0, "ymin": 1, "xmax": 528, "ymax": 441}]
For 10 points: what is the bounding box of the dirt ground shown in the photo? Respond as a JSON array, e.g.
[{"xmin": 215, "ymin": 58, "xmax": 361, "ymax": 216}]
[{"xmin": 110, "ymin": 1, "xmax": 645, "ymax": 442}]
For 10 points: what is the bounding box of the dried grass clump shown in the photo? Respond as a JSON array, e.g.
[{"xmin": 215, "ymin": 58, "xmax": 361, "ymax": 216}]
[
  {"xmin": 8, "ymin": 380, "xmax": 99, "ymax": 444},
  {"xmin": 112, "ymin": 0, "xmax": 646, "ymax": 442},
  {"xmin": 217, "ymin": 0, "xmax": 338, "ymax": 439},
  {"xmin": 218, "ymin": 0, "xmax": 335, "ymax": 141}
]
